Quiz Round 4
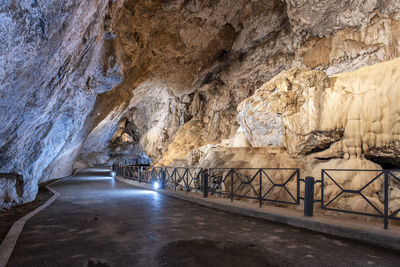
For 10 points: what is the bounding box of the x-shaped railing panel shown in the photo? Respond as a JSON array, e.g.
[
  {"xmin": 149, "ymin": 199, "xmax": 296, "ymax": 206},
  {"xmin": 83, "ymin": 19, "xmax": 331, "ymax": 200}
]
[
  {"xmin": 321, "ymin": 169, "xmax": 384, "ymax": 218},
  {"xmin": 231, "ymin": 169, "xmax": 260, "ymax": 200},
  {"xmin": 208, "ymin": 168, "xmax": 232, "ymax": 196},
  {"xmin": 165, "ymin": 167, "xmax": 177, "ymax": 189},
  {"xmin": 184, "ymin": 168, "xmax": 202, "ymax": 191},
  {"xmin": 261, "ymin": 169, "xmax": 299, "ymax": 205}
]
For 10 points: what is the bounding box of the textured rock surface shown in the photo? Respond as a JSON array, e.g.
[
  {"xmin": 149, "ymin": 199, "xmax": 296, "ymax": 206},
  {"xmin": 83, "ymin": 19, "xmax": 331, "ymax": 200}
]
[
  {"xmin": 285, "ymin": 0, "xmax": 400, "ymax": 36},
  {"xmin": 239, "ymin": 58, "xmax": 400, "ymax": 161},
  {"xmin": 235, "ymin": 58, "xmax": 400, "ymax": 215},
  {"xmin": 237, "ymin": 69, "xmax": 342, "ymax": 155},
  {"xmin": 327, "ymin": 59, "xmax": 400, "ymax": 164},
  {"xmin": 0, "ymin": 0, "xmax": 122, "ymax": 207},
  {"xmin": 84, "ymin": 1, "xmax": 400, "ymax": 167}
]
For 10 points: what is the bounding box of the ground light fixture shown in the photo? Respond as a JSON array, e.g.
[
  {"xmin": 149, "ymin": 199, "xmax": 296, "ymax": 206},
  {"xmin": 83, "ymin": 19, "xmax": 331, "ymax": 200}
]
[{"xmin": 152, "ymin": 180, "xmax": 160, "ymax": 190}]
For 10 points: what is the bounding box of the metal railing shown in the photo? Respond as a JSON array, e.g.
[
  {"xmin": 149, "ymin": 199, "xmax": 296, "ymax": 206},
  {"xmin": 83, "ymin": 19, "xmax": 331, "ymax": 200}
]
[
  {"xmin": 140, "ymin": 166, "xmax": 164, "ymax": 184},
  {"xmin": 207, "ymin": 168, "xmax": 300, "ymax": 206},
  {"xmin": 321, "ymin": 169, "xmax": 400, "ymax": 229},
  {"xmin": 164, "ymin": 167, "xmax": 203, "ymax": 192},
  {"xmin": 115, "ymin": 164, "xmax": 300, "ymax": 207},
  {"xmin": 113, "ymin": 163, "xmax": 400, "ymax": 229}
]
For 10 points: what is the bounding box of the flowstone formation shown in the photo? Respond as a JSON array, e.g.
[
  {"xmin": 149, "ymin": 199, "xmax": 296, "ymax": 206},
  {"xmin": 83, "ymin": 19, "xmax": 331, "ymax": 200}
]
[
  {"xmin": 195, "ymin": 59, "xmax": 400, "ymax": 216},
  {"xmin": 237, "ymin": 58, "xmax": 400, "ymax": 163}
]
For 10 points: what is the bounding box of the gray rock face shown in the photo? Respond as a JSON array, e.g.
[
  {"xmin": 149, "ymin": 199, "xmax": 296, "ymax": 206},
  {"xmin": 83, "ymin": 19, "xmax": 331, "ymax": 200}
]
[
  {"xmin": 0, "ymin": 0, "xmax": 122, "ymax": 206},
  {"xmin": 0, "ymin": 173, "xmax": 24, "ymax": 209},
  {"xmin": 285, "ymin": 0, "xmax": 400, "ymax": 36}
]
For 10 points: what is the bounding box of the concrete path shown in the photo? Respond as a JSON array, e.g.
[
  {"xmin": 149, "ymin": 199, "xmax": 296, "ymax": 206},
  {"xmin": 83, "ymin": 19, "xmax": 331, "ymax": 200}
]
[{"xmin": 7, "ymin": 168, "xmax": 400, "ymax": 267}]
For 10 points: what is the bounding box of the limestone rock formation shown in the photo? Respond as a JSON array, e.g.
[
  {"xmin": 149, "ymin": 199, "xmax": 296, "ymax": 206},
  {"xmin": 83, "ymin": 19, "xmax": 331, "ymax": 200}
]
[
  {"xmin": 326, "ymin": 59, "xmax": 400, "ymax": 165},
  {"xmin": 0, "ymin": 0, "xmax": 123, "ymax": 207},
  {"xmin": 150, "ymin": 2, "xmax": 400, "ymax": 167},
  {"xmin": 285, "ymin": 0, "xmax": 400, "ymax": 36},
  {"xmin": 233, "ymin": 59, "xmax": 400, "ymax": 215},
  {"xmin": 238, "ymin": 58, "xmax": 400, "ymax": 162},
  {"xmin": 237, "ymin": 69, "xmax": 342, "ymax": 155}
]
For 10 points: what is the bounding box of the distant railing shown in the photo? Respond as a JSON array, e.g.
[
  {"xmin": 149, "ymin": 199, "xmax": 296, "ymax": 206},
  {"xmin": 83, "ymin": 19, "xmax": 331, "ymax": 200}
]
[
  {"xmin": 114, "ymin": 164, "xmax": 300, "ymax": 207},
  {"xmin": 164, "ymin": 167, "xmax": 203, "ymax": 192},
  {"xmin": 113, "ymin": 163, "xmax": 400, "ymax": 229}
]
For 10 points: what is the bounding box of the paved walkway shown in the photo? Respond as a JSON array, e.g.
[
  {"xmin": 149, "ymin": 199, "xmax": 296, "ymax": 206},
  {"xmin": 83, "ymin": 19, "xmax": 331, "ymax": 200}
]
[{"xmin": 7, "ymin": 168, "xmax": 400, "ymax": 266}]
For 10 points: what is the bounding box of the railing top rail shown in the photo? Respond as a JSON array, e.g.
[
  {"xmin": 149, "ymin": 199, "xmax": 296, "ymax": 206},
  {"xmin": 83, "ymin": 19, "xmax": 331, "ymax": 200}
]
[
  {"xmin": 118, "ymin": 165, "xmax": 300, "ymax": 171},
  {"xmin": 164, "ymin": 167, "xmax": 203, "ymax": 170},
  {"xmin": 209, "ymin": 167, "xmax": 300, "ymax": 170},
  {"xmin": 322, "ymin": 169, "xmax": 383, "ymax": 172}
]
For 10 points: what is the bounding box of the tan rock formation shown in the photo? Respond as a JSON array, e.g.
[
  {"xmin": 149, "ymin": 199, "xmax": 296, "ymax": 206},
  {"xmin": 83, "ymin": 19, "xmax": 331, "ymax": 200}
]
[
  {"xmin": 131, "ymin": 4, "xmax": 400, "ymax": 168},
  {"xmin": 233, "ymin": 58, "xmax": 400, "ymax": 216},
  {"xmin": 325, "ymin": 58, "xmax": 400, "ymax": 164},
  {"xmin": 237, "ymin": 69, "xmax": 342, "ymax": 155},
  {"xmin": 238, "ymin": 58, "xmax": 400, "ymax": 163}
]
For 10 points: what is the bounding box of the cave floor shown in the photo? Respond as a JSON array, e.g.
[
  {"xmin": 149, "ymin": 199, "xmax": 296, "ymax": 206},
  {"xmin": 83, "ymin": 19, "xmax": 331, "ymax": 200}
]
[
  {"xmin": 0, "ymin": 187, "xmax": 53, "ymax": 242},
  {"xmin": 7, "ymin": 168, "xmax": 400, "ymax": 267}
]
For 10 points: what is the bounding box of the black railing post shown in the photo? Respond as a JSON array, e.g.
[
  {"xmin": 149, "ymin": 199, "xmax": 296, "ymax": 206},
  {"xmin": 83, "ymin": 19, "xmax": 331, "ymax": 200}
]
[
  {"xmin": 138, "ymin": 167, "xmax": 141, "ymax": 183},
  {"xmin": 123, "ymin": 166, "xmax": 126, "ymax": 179},
  {"xmin": 259, "ymin": 169, "xmax": 262, "ymax": 208},
  {"xmin": 321, "ymin": 170, "xmax": 324, "ymax": 209},
  {"xmin": 200, "ymin": 171, "xmax": 203, "ymax": 191},
  {"xmin": 174, "ymin": 169, "xmax": 177, "ymax": 191},
  {"xmin": 296, "ymin": 169, "xmax": 300, "ymax": 205},
  {"xmin": 161, "ymin": 169, "xmax": 166, "ymax": 189},
  {"xmin": 231, "ymin": 169, "xmax": 234, "ymax": 202},
  {"xmin": 384, "ymin": 171, "xmax": 389, "ymax": 230},
  {"xmin": 304, "ymin": 176, "xmax": 315, "ymax": 217},
  {"xmin": 202, "ymin": 171, "xmax": 208, "ymax": 198},
  {"xmin": 185, "ymin": 169, "xmax": 189, "ymax": 193}
]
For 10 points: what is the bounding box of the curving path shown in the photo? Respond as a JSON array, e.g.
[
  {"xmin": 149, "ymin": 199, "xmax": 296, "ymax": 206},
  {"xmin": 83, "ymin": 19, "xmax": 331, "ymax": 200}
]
[{"xmin": 6, "ymin": 168, "xmax": 400, "ymax": 266}]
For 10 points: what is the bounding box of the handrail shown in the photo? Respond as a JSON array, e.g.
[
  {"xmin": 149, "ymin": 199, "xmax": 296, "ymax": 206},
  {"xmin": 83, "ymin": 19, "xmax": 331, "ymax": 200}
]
[{"xmin": 113, "ymin": 163, "xmax": 400, "ymax": 229}]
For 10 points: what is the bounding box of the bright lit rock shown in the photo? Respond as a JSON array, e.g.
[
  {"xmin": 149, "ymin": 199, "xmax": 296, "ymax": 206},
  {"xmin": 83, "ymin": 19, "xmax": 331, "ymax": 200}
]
[
  {"xmin": 324, "ymin": 58, "xmax": 400, "ymax": 164},
  {"xmin": 238, "ymin": 58, "xmax": 400, "ymax": 164},
  {"xmin": 237, "ymin": 69, "xmax": 342, "ymax": 155}
]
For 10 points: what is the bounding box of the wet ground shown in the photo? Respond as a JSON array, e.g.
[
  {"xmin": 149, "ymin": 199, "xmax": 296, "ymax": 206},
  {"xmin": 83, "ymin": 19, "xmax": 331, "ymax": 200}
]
[{"xmin": 7, "ymin": 168, "xmax": 400, "ymax": 266}]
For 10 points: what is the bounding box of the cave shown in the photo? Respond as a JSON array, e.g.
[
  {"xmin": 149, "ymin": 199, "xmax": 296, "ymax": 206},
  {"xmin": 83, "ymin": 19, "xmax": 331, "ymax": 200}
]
[{"xmin": 1, "ymin": 0, "xmax": 400, "ymax": 265}]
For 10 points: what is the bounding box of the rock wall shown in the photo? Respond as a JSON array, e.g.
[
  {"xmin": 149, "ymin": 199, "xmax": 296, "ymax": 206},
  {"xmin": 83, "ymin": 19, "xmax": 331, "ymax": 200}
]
[
  {"xmin": 237, "ymin": 58, "xmax": 400, "ymax": 163},
  {"xmin": 81, "ymin": 1, "xmax": 400, "ymax": 167},
  {"xmin": 238, "ymin": 58, "xmax": 400, "ymax": 164},
  {"xmin": 0, "ymin": 0, "xmax": 123, "ymax": 208},
  {"xmin": 152, "ymin": 2, "xmax": 400, "ymax": 166}
]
